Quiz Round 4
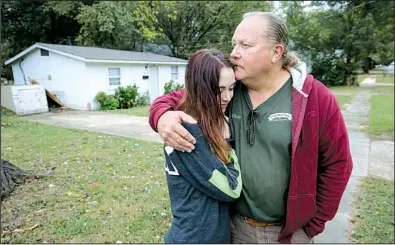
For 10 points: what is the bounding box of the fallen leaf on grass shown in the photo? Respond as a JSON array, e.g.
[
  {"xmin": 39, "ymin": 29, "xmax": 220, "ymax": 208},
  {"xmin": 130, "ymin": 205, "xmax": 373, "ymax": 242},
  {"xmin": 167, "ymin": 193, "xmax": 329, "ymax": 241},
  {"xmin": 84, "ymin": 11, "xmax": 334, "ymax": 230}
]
[
  {"xmin": 24, "ymin": 177, "xmax": 40, "ymax": 183},
  {"xmin": 1, "ymin": 224, "xmax": 40, "ymax": 235},
  {"xmin": 65, "ymin": 191, "xmax": 83, "ymax": 198},
  {"xmin": 119, "ymin": 176, "xmax": 135, "ymax": 179}
]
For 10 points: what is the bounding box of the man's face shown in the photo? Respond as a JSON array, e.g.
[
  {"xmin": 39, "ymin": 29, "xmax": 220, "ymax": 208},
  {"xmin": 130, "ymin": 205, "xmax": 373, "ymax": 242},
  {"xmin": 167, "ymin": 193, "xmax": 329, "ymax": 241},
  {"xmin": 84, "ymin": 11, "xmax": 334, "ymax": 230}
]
[{"xmin": 230, "ymin": 16, "xmax": 275, "ymax": 82}]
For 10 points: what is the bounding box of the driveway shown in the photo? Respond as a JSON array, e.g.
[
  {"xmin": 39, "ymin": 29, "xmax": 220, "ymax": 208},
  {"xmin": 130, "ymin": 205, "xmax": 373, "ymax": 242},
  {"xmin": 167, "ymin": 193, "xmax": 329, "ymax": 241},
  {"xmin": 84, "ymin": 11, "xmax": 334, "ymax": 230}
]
[{"xmin": 21, "ymin": 110, "xmax": 162, "ymax": 143}]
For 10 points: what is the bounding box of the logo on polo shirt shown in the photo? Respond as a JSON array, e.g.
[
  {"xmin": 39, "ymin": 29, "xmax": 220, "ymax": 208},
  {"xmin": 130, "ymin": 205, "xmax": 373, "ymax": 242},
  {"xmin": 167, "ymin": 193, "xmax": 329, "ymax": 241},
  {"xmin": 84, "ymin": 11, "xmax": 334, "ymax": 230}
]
[
  {"xmin": 232, "ymin": 114, "xmax": 242, "ymax": 119},
  {"xmin": 268, "ymin": 113, "xmax": 292, "ymax": 122}
]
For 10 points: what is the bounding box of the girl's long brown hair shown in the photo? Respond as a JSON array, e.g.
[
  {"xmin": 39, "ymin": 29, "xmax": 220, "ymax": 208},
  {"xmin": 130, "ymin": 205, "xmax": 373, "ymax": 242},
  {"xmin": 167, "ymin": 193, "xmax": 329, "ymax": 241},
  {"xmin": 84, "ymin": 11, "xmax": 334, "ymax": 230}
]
[{"xmin": 178, "ymin": 49, "xmax": 234, "ymax": 164}]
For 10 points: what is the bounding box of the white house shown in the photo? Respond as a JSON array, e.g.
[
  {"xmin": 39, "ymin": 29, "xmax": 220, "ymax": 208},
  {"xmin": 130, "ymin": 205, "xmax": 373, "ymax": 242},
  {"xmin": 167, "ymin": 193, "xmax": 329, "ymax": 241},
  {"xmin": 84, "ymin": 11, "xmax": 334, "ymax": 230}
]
[{"xmin": 4, "ymin": 43, "xmax": 187, "ymax": 110}]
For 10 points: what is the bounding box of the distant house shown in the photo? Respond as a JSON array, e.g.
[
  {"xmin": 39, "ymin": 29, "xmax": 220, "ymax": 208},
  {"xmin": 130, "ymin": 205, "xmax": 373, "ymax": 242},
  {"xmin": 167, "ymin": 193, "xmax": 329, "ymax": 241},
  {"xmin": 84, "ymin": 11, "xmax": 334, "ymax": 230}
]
[{"xmin": 4, "ymin": 43, "xmax": 187, "ymax": 110}]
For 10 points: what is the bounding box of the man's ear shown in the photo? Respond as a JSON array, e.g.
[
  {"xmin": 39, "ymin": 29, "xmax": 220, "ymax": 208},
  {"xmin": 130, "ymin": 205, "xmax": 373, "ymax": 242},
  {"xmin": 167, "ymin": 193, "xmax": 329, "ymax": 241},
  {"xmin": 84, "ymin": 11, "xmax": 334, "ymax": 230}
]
[{"xmin": 271, "ymin": 44, "xmax": 285, "ymax": 64}]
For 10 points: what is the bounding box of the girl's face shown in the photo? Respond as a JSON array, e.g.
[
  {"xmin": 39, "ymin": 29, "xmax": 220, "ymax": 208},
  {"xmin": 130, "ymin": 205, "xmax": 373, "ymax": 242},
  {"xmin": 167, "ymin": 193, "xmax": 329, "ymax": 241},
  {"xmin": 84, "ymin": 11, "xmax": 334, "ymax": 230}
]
[{"xmin": 218, "ymin": 67, "xmax": 236, "ymax": 114}]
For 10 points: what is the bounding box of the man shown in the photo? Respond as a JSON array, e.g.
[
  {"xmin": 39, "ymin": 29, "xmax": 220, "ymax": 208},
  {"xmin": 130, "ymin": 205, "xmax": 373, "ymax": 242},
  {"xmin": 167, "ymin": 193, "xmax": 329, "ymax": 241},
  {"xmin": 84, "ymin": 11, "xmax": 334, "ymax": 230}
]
[{"xmin": 148, "ymin": 11, "xmax": 353, "ymax": 243}]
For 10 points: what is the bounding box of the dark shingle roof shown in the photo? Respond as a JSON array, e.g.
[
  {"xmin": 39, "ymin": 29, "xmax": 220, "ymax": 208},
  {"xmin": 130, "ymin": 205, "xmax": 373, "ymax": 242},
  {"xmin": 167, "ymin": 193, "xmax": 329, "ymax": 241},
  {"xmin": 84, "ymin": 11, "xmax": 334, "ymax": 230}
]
[{"xmin": 36, "ymin": 43, "xmax": 187, "ymax": 63}]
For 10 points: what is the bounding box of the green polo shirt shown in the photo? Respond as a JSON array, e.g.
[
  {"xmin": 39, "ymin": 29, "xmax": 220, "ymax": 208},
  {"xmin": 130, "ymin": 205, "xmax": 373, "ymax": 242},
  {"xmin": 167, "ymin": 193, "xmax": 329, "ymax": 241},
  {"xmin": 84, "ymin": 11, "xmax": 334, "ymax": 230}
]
[{"xmin": 229, "ymin": 78, "xmax": 292, "ymax": 222}]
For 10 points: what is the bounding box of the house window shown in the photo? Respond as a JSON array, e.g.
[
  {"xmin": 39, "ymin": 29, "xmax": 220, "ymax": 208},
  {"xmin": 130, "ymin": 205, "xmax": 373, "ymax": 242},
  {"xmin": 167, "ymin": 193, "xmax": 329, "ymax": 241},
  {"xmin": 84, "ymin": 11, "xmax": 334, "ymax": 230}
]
[
  {"xmin": 171, "ymin": 66, "xmax": 178, "ymax": 80},
  {"xmin": 108, "ymin": 68, "xmax": 121, "ymax": 85},
  {"xmin": 40, "ymin": 49, "xmax": 49, "ymax": 56}
]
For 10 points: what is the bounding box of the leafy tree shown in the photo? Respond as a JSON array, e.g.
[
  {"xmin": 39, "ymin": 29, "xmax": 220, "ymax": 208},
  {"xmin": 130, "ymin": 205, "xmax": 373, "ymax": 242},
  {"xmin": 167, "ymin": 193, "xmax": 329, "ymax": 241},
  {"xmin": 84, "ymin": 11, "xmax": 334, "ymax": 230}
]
[
  {"xmin": 152, "ymin": 1, "xmax": 271, "ymax": 59},
  {"xmin": 74, "ymin": 1, "xmax": 170, "ymax": 50},
  {"xmin": 1, "ymin": 0, "xmax": 88, "ymax": 79},
  {"xmin": 3, "ymin": 0, "xmax": 391, "ymax": 88},
  {"xmin": 1, "ymin": 0, "xmax": 51, "ymax": 79},
  {"xmin": 283, "ymin": 0, "xmax": 394, "ymax": 86},
  {"xmin": 200, "ymin": 1, "xmax": 272, "ymax": 54},
  {"xmin": 359, "ymin": 0, "xmax": 394, "ymax": 66}
]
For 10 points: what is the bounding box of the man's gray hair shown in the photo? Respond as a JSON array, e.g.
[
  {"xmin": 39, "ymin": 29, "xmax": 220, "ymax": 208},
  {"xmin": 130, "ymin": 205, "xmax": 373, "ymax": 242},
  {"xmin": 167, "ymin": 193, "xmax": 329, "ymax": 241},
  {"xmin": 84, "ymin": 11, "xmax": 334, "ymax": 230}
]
[{"xmin": 242, "ymin": 11, "xmax": 299, "ymax": 69}]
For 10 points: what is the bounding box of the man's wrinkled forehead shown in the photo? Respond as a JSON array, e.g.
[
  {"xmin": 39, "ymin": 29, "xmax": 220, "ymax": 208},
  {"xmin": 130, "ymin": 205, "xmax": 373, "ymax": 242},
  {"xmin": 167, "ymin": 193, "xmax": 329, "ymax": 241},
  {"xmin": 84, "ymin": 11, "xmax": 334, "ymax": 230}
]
[{"xmin": 232, "ymin": 17, "xmax": 267, "ymax": 43}]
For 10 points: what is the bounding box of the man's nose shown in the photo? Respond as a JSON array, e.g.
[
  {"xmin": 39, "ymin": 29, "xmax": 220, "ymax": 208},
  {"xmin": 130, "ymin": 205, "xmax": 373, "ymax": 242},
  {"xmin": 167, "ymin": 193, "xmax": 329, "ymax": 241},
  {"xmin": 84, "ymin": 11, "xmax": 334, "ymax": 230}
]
[{"xmin": 230, "ymin": 46, "xmax": 240, "ymax": 60}]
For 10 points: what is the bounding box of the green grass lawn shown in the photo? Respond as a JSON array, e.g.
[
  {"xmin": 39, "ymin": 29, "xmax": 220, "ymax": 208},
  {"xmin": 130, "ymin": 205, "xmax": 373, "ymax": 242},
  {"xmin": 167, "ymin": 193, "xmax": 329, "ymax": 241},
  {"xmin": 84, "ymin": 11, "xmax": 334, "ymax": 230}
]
[
  {"xmin": 351, "ymin": 177, "xmax": 394, "ymax": 243},
  {"xmin": 329, "ymin": 86, "xmax": 359, "ymax": 109},
  {"xmin": 373, "ymin": 86, "xmax": 394, "ymax": 94},
  {"xmin": 375, "ymin": 76, "xmax": 394, "ymax": 84},
  {"xmin": 329, "ymin": 85, "xmax": 360, "ymax": 95},
  {"xmin": 1, "ymin": 108, "xmax": 169, "ymax": 243},
  {"xmin": 104, "ymin": 106, "xmax": 150, "ymax": 117},
  {"xmin": 365, "ymin": 95, "xmax": 394, "ymax": 138},
  {"xmin": 335, "ymin": 95, "xmax": 353, "ymax": 109}
]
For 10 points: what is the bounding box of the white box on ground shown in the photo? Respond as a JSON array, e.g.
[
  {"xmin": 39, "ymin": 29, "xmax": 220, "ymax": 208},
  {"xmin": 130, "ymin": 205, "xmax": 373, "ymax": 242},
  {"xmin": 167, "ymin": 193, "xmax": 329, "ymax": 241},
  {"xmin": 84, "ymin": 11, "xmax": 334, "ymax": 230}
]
[{"xmin": 1, "ymin": 85, "xmax": 48, "ymax": 115}]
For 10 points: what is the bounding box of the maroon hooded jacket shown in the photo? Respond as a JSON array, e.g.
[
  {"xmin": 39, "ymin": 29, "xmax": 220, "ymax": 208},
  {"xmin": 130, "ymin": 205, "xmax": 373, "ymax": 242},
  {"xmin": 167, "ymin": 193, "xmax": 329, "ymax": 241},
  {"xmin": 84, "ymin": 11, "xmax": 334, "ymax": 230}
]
[{"xmin": 148, "ymin": 63, "xmax": 353, "ymax": 243}]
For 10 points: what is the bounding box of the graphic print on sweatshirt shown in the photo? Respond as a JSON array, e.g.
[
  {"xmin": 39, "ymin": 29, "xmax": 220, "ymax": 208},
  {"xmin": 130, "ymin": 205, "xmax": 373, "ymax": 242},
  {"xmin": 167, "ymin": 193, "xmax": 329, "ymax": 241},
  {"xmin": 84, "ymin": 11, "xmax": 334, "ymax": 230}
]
[{"xmin": 164, "ymin": 145, "xmax": 180, "ymax": 176}]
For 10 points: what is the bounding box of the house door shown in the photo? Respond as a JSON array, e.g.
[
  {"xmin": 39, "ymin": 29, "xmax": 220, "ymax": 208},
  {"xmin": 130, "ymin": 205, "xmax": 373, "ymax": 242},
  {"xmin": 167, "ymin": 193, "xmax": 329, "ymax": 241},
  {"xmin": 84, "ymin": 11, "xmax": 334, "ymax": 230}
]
[{"xmin": 149, "ymin": 65, "xmax": 159, "ymax": 103}]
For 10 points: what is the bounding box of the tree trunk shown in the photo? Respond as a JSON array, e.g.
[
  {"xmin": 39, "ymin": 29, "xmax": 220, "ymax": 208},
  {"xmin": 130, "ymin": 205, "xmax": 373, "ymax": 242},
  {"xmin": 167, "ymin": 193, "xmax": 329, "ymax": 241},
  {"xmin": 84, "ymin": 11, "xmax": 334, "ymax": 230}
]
[{"xmin": 1, "ymin": 159, "xmax": 29, "ymax": 201}]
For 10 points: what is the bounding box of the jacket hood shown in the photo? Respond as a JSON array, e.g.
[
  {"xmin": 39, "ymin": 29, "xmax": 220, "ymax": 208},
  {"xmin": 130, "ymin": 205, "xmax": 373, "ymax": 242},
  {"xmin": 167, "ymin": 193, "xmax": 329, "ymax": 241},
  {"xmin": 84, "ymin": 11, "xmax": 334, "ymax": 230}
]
[{"xmin": 288, "ymin": 62, "xmax": 309, "ymax": 97}]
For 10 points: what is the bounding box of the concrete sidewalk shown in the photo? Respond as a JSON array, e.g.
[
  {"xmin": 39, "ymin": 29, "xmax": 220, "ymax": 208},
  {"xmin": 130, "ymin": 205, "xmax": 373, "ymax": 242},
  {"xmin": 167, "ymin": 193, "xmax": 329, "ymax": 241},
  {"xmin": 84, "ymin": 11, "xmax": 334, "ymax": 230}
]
[
  {"xmin": 358, "ymin": 76, "xmax": 394, "ymax": 181},
  {"xmin": 21, "ymin": 110, "xmax": 162, "ymax": 143}
]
